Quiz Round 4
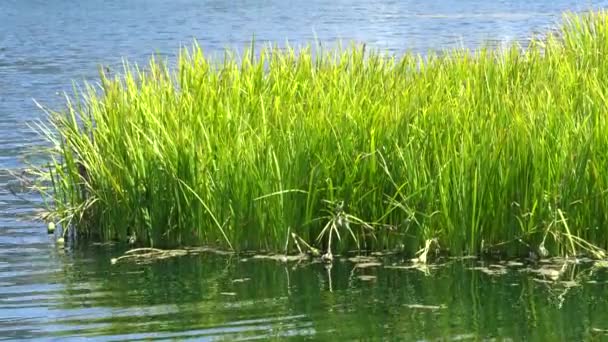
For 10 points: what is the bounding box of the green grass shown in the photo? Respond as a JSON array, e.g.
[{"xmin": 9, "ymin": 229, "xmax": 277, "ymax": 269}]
[{"xmin": 38, "ymin": 11, "xmax": 608, "ymax": 258}]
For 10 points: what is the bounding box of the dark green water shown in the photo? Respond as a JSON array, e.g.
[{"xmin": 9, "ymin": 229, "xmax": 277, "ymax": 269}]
[
  {"xmin": 7, "ymin": 246, "xmax": 608, "ymax": 341},
  {"xmin": 3, "ymin": 0, "xmax": 608, "ymax": 340}
]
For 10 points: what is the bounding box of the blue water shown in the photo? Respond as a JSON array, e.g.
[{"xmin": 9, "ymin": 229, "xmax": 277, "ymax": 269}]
[
  {"xmin": 1, "ymin": 0, "xmax": 605, "ymax": 168},
  {"xmin": 2, "ymin": 1, "xmax": 608, "ymax": 340}
]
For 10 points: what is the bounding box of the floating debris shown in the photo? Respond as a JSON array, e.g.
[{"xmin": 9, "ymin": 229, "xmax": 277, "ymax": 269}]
[
  {"xmin": 532, "ymin": 278, "xmax": 554, "ymax": 284},
  {"xmin": 573, "ymin": 257, "xmax": 596, "ymax": 264},
  {"xmin": 370, "ymin": 251, "xmax": 396, "ymax": 257},
  {"xmin": 538, "ymin": 257, "xmax": 570, "ymax": 265},
  {"xmin": 404, "ymin": 304, "xmax": 446, "ymax": 310},
  {"xmin": 384, "ymin": 265, "xmax": 419, "ymax": 270},
  {"xmin": 354, "ymin": 262, "xmax": 382, "ymax": 269},
  {"xmin": 348, "ymin": 256, "xmax": 380, "ymax": 264},
  {"xmin": 232, "ymin": 278, "xmax": 251, "ymax": 283},
  {"xmin": 558, "ymin": 280, "xmax": 580, "ymax": 288},
  {"xmin": 594, "ymin": 260, "xmax": 608, "ymax": 268},
  {"xmin": 448, "ymin": 255, "xmax": 478, "ymax": 260},
  {"xmin": 109, "ymin": 246, "xmax": 241, "ymax": 265},
  {"xmin": 183, "ymin": 246, "xmax": 234, "ymax": 256},
  {"xmin": 220, "ymin": 292, "xmax": 237, "ymax": 296},
  {"xmin": 111, "ymin": 248, "xmax": 187, "ymax": 265},
  {"xmin": 591, "ymin": 328, "xmax": 608, "ymax": 334},
  {"xmin": 251, "ymin": 253, "xmax": 309, "ymax": 262},
  {"xmin": 357, "ymin": 275, "xmax": 377, "ymax": 281},
  {"xmin": 91, "ymin": 241, "xmax": 117, "ymax": 247},
  {"xmin": 384, "ymin": 261, "xmax": 446, "ymax": 275},
  {"xmin": 467, "ymin": 266, "xmax": 508, "ymax": 276},
  {"xmin": 504, "ymin": 261, "xmax": 524, "ymax": 268},
  {"xmin": 528, "ymin": 266, "xmax": 563, "ymax": 281}
]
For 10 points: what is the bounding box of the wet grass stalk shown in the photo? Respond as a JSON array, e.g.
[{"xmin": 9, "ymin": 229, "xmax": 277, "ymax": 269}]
[{"xmin": 39, "ymin": 11, "xmax": 608, "ymax": 258}]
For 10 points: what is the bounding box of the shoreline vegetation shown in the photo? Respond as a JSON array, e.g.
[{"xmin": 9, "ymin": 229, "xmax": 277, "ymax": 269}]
[{"xmin": 38, "ymin": 11, "xmax": 608, "ymax": 261}]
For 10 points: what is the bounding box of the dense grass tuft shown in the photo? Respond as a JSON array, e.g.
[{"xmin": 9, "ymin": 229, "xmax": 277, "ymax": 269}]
[{"xmin": 39, "ymin": 12, "xmax": 608, "ymax": 258}]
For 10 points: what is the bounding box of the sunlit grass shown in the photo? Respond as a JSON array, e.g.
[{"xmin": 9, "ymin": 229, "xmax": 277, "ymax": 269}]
[{"xmin": 39, "ymin": 11, "xmax": 608, "ymax": 258}]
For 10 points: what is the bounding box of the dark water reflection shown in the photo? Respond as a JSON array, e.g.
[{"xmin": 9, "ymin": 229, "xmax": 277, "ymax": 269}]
[
  {"xmin": 4, "ymin": 248, "xmax": 608, "ymax": 341},
  {"xmin": 2, "ymin": 0, "xmax": 608, "ymax": 340}
]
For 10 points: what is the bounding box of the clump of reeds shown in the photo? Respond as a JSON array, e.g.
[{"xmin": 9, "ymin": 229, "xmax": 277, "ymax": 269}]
[{"xmin": 38, "ymin": 11, "xmax": 608, "ymax": 258}]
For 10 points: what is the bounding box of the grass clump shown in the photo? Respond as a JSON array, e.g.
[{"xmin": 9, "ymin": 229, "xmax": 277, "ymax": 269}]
[{"xmin": 38, "ymin": 11, "xmax": 608, "ymax": 258}]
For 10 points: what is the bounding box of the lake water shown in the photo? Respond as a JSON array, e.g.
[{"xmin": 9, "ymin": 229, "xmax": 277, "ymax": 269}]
[{"xmin": 2, "ymin": 1, "xmax": 608, "ymax": 340}]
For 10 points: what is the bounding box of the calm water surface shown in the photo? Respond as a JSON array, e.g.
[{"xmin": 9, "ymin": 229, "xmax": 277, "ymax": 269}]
[{"xmin": 2, "ymin": 1, "xmax": 608, "ymax": 340}]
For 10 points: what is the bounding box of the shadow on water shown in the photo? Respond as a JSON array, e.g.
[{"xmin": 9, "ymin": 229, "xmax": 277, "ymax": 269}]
[{"xmin": 11, "ymin": 245, "xmax": 605, "ymax": 341}]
